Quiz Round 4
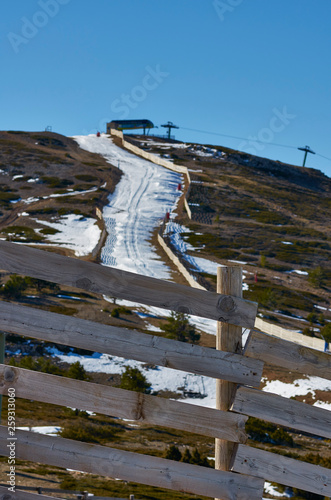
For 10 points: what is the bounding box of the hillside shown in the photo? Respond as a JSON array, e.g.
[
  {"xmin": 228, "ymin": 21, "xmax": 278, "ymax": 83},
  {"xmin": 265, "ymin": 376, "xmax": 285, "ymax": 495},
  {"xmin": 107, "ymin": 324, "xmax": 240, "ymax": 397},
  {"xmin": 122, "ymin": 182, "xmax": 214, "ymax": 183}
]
[
  {"xmin": 128, "ymin": 135, "xmax": 331, "ymax": 332},
  {"xmin": 0, "ymin": 130, "xmax": 121, "ymax": 256},
  {"xmin": 0, "ymin": 131, "xmax": 330, "ymax": 500}
]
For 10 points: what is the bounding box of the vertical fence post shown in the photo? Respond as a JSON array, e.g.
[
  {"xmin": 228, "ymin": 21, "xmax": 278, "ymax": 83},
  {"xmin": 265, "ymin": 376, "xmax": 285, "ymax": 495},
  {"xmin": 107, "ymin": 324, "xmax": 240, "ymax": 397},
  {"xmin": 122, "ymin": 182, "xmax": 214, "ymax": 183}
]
[
  {"xmin": 0, "ymin": 332, "xmax": 5, "ymax": 424},
  {"xmin": 215, "ymin": 267, "xmax": 242, "ymax": 497}
]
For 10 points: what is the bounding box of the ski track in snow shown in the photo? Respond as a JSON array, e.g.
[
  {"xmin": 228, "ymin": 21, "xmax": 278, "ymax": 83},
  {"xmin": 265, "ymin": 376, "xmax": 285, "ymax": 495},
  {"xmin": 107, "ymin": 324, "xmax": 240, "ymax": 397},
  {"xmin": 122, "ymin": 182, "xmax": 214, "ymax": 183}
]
[{"xmin": 74, "ymin": 134, "xmax": 182, "ymax": 279}]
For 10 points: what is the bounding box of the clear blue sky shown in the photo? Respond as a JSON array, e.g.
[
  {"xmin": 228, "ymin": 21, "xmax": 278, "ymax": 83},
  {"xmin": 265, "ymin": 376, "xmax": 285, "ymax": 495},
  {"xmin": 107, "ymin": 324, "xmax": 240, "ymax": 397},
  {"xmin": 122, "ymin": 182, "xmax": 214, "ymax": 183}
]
[{"xmin": 2, "ymin": 0, "xmax": 331, "ymax": 177}]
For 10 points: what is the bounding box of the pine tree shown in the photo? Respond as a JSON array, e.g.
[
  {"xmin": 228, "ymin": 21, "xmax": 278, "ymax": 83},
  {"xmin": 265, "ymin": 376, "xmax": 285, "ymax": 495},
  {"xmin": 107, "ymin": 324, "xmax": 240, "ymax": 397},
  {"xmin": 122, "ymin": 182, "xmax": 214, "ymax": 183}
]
[
  {"xmin": 120, "ymin": 366, "xmax": 150, "ymax": 393},
  {"xmin": 181, "ymin": 448, "xmax": 192, "ymax": 463},
  {"xmin": 160, "ymin": 312, "xmax": 200, "ymax": 343},
  {"xmin": 67, "ymin": 361, "xmax": 88, "ymax": 381},
  {"xmin": 165, "ymin": 445, "xmax": 182, "ymax": 461}
]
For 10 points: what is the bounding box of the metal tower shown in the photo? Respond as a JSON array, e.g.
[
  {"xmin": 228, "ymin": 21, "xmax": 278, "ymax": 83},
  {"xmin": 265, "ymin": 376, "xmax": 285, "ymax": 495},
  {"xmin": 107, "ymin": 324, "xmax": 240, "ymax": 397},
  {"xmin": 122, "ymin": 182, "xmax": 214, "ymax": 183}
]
[
  {"xmin": 161, "ymin": 121, "xmax": 179, "ymax": 140},
  {"xmin": 298, "ymin": 145, "xmax": 315, "ymax": 167}
]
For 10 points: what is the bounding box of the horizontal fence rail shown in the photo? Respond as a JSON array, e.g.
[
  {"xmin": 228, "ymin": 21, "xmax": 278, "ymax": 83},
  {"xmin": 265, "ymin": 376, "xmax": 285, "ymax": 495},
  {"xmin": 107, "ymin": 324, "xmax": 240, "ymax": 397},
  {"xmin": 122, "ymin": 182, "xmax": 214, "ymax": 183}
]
[
  {"xmin": 245, "ymin": 330, "xmax": 331, "ymax": 379},
  {"xmin": 0, "ymin": 487, "xmax": 63, "ymax": 500},
  {"xmin": 232, "ymin": 444, "xmax": 331, "ymax": 497},
  {"xmin": 0, "ymin": 241, "xmax": 329, "ymax": 499},
  {"xmin": 0, "ymin": 427, "xmax": 265, "ymax": 500},
  {"xmin": 0, "ymin": 485, "xmax": 118, "ymax": 499},
  {"xmin": 0, "ymin": 364, "xmax": 248, "ymax": 443},
  {"xmin": 232, "ymin": 386, "xmax": 331, "ymax": 439},
  {"xmin": 0, "ymin": 241, "xmax": 257, "ymax": 328},
  {"xmin": 0, "ymin": 301, "xmax": 263, "ymax": 386}
]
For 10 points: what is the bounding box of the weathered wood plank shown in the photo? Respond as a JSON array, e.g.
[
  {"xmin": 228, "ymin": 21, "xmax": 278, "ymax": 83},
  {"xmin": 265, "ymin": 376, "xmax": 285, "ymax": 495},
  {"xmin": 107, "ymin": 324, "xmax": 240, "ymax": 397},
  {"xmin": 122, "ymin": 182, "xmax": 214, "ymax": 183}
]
[
  {"xmin": 0, "ymin": 487, "xmax": 62, "ymax": 500},
  {"xmin": 0, "ymin": 301, "xmax": 263, "ymax": 386},
  {"xmin": 216, "ymin": 267, "xmax": 243, "ymax": 480},
  {"xmin": 0, "ymin": 427, "xmax": 264, "ymax": 500},
  {"xmin": 245, "ymin": 330, "xmax": 331, "ymax": 380},
  {"xmin": 0, "ymin": 364, "xmax": 248, "ymax": 443},
  {"xmin": 0, "ymin": 240, "xmax": 257, "ymax": 328},
  {"xmin": 232, "ymin": 444, "xmax": 331, "ymax": 497},
  {"xmin": 232, "ymin": 386, "xmax": 331, "ymax": 439}
]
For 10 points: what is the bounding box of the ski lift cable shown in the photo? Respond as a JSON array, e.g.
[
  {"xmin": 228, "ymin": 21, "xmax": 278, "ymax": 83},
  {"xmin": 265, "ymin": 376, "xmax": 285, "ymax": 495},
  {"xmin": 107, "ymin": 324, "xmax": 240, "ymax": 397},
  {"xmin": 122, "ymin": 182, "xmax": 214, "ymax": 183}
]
[
  {"xmin": 179, "ymin": 126, "xmax": 331, "ymax": 162},
  {"xmin": 179, "ymin": 126, "xmax": 298, "ymax": 150},
  {"xmin": 315, "ymin": 152, "xmax": 331, "ymax": 162}
]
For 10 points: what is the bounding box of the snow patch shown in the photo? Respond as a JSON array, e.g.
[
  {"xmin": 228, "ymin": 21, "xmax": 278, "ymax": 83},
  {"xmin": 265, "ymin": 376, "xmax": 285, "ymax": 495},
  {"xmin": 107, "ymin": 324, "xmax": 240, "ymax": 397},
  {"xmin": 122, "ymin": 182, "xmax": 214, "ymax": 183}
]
[
  {"xmin": 34, "ymin": 214, "xmax": 101, "ymax": 256},
  {"xmin": 263, "ymin": 376, "xmax": 331, "ymax": 399}
]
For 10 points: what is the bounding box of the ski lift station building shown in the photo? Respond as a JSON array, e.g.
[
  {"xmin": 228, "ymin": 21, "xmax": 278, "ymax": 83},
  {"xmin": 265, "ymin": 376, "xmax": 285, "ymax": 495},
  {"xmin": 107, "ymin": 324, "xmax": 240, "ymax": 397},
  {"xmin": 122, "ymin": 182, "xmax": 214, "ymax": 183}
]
[{"xmin": 107, "ymin": 119, "xmax": 154, "ymax": 134}]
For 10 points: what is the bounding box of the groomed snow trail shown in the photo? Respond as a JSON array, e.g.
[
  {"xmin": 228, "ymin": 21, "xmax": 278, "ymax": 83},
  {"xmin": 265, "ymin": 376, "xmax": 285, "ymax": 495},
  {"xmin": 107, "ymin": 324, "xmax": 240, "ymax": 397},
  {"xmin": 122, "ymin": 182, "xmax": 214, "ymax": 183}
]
[{"xmin": 74, "ymin": 134, "xmax": 182, "ymax": 279}]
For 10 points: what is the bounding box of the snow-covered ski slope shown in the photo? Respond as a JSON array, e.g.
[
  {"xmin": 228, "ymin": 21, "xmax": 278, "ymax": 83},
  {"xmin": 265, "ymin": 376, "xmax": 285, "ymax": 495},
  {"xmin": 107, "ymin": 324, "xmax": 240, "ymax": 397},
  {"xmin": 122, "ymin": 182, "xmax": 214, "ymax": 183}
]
[
  {"xmin": 74, "ymin": 134, "xmax": 218, "ymax": 336},
  {"xmin": 74, "ymin": 134, "xmax": 182, "ymax": 279}
]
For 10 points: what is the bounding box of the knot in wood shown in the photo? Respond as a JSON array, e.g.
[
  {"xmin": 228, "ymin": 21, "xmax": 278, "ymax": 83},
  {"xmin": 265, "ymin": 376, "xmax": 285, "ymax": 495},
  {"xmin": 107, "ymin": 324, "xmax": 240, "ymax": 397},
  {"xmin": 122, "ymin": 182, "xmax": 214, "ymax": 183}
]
[
  {"xmin": 177, "ymin": 305, "xmax": 190, "ymax": 314},
  {"xmin": 4, "ymin": 367, "xmax": 16, "ymax": 383},
  {"xmin": 75, "ymin": 277, "xmax": 92, "ymax": 290},
  {"xmin": 218, "ymin": 296, "xmax": 235, "ymax": 313},
  {"xmin": 1, "ymin": 494, "xmax": 14, "ymax": 500}
]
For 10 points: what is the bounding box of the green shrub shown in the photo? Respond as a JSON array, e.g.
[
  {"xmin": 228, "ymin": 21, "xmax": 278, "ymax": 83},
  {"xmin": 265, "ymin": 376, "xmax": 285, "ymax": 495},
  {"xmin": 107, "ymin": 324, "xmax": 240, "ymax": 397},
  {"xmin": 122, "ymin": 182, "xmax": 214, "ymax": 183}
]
[
  {"xmin": 320, "ymin": 323, "xmax": 331, "ymax": 343},
  {"xmin": 2, "ymin": 225, "xmax": 44, "ymax": 242},
  {"xmin": 120, "ymin": 366, "xmax": 150, "ymax": 393},
  {"xmin": 75, "ymin": 174, "xmax": 98, "ymax": 182},
  {"xmin": 165, "ymin": 445, "xmax": 182, "ymax": 461},
  {"xmin": 181, "ymin": 448, "xmax": 192, "ymax": 463},
  {"xmin": 190, "ymin": 448, "xmax": 210, "ymax": 467},
  {"xmin": 291, "ymin": 489, "xmax": 325, "ymax": 499},
  {"xmin": 117, "ymin": 306, "xmax": 132, "ymax": 315},
  {"xmin": 39, "ymin": 227, "xmax": 60, "ymax": 235},
  {"xmin": 27, "ymin": 278, "xmax": 60, "ymax": 294},
  {"xmin": 9, "ymin": 356, "xmax": 63, "ymax": 375},
  {"xmin": 48, "ymin": 305, "xmax": 78, "ymax": 316},
  {"xmin": 111, "ymin": 306, "xmax": 132, "ymax": 318},
  {"xmin": 307, "ymin": 312, "xmax": 318, "ymax": 325},
  {"xmin": 67, "ymin": 361, "xmax": 89, "ymax": 381},
  {"xmin": 246, "ymin": 417, "xmax": 294, "ymax": 446},
  {"xmin": 257, "ymin": 288, "xmax": 280, "ymax": 309},
  {"xmin": 111, "ymin": 308, "xmax": 120, "ymax": 318},
  {"xmin": 302, "ymin": 327, "xmax": 315, "ymax": 338},
  {"xmin": 308, "ymin": 267, "xmax": 327, "ymax": 288},
  {"xmin": 27, "ymin": 207, "xmax": 57, "ymax": 216},
  {"xmin": 0, "ymin": 189, "xmax": 20, "ymax": 206},
  {"xmin": 41, "ymin": 176, "xmax": 73, "ymax": 188},
  {"xmin": 1, "ymin": 274, "xmax": 29, "ymax": 299},
  {"xmin": 260, "ymin": 254, "xmax": 266, "ymax": 268},
  {"xmin": 160, "ymin": 312, "xmax": 200, "ymax": 343},
  {"xmin": 165, "ymin": 446, "xmax": 211, "ymax": 467},
  {"xmin": 59, "ymin": 421, "xmax": 118, "ymax": 443}
]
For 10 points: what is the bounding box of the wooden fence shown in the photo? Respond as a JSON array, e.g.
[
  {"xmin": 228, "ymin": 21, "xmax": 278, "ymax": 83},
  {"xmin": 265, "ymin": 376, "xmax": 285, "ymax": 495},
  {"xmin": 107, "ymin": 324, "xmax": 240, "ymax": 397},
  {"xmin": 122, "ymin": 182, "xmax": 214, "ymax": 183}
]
[{"xmin": 0, "ymin": 241, "xmax": 330, "ymax": 499}]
